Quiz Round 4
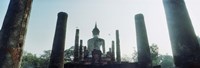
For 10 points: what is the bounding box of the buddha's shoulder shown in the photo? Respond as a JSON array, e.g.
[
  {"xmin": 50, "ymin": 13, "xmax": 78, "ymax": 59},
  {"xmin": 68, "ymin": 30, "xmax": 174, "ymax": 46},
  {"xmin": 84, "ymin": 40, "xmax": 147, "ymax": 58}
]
[
  {"xmin": 88, "ymin": 38, "xmax": 104, "ymax": 41},
  {"xmin": 88, "ymin": 38, "xmax": 94, "ymax": 41},
  {"xmin": 98, "ymin": 38, "xmax": 105, "ymax": 41}
]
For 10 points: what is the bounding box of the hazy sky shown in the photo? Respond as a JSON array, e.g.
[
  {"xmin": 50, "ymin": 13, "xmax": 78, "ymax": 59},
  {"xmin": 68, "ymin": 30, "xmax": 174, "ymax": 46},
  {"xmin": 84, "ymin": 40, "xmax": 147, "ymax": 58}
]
[{"xmin": 0, "ymin": 0, "xmax": 200, "ymax": 58}]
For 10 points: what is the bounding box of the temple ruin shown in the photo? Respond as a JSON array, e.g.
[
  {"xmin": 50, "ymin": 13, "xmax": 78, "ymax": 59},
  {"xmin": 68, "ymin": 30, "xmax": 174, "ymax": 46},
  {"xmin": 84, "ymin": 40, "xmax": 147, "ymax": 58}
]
[{"xmin": 0, "ymin": 0, "xmax": 200, "ymax": 68}]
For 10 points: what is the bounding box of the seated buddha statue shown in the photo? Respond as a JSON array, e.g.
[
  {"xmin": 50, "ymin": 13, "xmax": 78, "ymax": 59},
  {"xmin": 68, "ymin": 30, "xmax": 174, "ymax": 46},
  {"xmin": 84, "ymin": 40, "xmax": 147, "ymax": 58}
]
[{"xmin": 87, "ymin": 24, "xmax": 105, "ymax": 56}]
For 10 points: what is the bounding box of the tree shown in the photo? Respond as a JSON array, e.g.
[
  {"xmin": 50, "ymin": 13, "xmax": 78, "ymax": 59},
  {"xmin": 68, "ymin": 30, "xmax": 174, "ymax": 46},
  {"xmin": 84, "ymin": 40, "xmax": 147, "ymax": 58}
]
[
  {"xmin": 121, "ymin": 54, "xmax": 133, "ymax": 62},
  {"xmin": 132, "ymin": 47, "xmax": 138, "ymax": 62},
  {"xmin": 131, "ymin": 44, "xmax": 159, "ymax": 64},
  {"xmin": 149, "ymin": 44, "xmax": 175, "ymax": 68},
  {"xmin": 21, "ymin": 50, "xmax": 51, "ymax": 68},
  {"xmin": 39, "ymin": 50, "xmax": 51, "ymax": 68},
  {"xmin": 130, "ymin": 43, "xmax": 175, "ymax": 67},
  {"xmin": 21, "ymin": 51, "xmax": 40, "ymax": 68},
  {"xmin": 20, "ymin": 46, "xmax": 76, "ymax": 68},
  {"xmin": 150, "ymin": 44, "xmax": 160, "ymax": 66},
  {"xmin": 64, "ymin": 46, "xmax": 74, "ymax": 63},
  {"xmin": 160, "ymin": 54, "xmax": 175, "ymax": 68}
]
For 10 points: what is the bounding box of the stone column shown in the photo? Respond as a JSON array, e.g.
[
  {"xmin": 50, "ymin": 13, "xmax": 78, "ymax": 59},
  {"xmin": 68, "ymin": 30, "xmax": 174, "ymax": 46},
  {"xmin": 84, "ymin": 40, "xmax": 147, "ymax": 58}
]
[
  {"xmin": 49, "ymin": 12, "xmax": 68, "ymax": 68},
  {"xmin": 73, "ymin": 29, "xmax": 79, "ymax": 63},
  {"xmin": 112, "ymin": 41, "xmax": 115, "ymax": 61},
  {"xmin": 116, "ymin": 30, "xmax": 121, "ymax": 63},
  {"xmin": 0, "ymin": 0, "xmax": 33, "ymax": 68},
  {"xmin": 79, "ymin": 40, "xmax": 83, "ymax": 61},
  {"xmin": 135, "ymin": 14, "xmax": 152, "ymax": 68},
  {"xmin": 83, "ymin": 46, "xmax": 88, "ymax": 60},
  {"xmin": 163, "ymin": 0, "xmax": 200, "ymax": 67},
  {"xmin": 102, "ymin": 40, "xmax": 106, "ymax": 54},
  {"xmin": 109, "ymin": 48, "xmax": 112, "ymax": 52}
]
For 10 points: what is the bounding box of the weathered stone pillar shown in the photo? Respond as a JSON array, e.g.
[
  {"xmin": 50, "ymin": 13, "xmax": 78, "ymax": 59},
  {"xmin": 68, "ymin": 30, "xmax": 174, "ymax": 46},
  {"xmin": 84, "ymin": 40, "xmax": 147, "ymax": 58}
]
[
  {"xmin": 79, "ymin": 40, "xmax": 83, "ymax": 61},
  {"xmin": 49, "ymin": 12, "xmax": 68, "ymax": 68},
  {"xmin": 116, "ymin": 30, "xmax": 121, "ymax": 63},
  {"xmin": 135, "ymin": 14, "xmax": 152, "ymax": 68},
  {"xmin": 112, "ymin": 41, "xmax": 115, "ymax": 61},
  {"xmin": 0, "ymin": 0, "xmax": 32, "ymax": 68},
  {"xmin": 163, "ymin": 0, "xmax": 200, "ymax": 67},
  {"xmin": 109, "ymin": 48, "xmax": 112, "ymax": 52},
  {"xmin": 103, "ymin": 41, "xmax": 106, "ymax": 54},
  {"xmin": 73, "ymin": 29, "xmax": 79, "ymax": 63},
  {"xmin": 83, "ymin": 46, "xmax": 88, "ymax": 60}
]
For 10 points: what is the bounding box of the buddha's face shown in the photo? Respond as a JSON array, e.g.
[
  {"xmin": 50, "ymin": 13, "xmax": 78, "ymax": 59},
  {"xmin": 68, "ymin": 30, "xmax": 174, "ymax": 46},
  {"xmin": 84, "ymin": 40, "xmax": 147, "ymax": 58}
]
[{"xmin": 93, "ymin": 35, "xmax": 99, "ymax": 38}]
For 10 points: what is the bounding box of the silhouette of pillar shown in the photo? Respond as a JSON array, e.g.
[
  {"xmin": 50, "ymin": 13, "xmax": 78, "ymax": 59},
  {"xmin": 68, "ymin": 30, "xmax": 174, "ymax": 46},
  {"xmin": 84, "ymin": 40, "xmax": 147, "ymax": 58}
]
[
  {"xmin": 73, "ymin": 29, "xmax": 79, "ymax": 63},
  {"xmin": 109, "ymin": 48, "xmax": 112, "ymax": 52},
  {"xmin": 0, "ymin": 0, "xmax": 33, "ymax": 68},
  {"xmin": 116, "ymin": 30, "xmax": 121, "ymax": 63},
  {"xmin": 163, "ymin": 0, "xmax": 200, "ymax": 67},
  {"xmin": 112, "ymin": 41, "xmax": 115, "ymax": 61},
  {"xmin": 79, "ymin": 40, "xmax": 83, "ymax": 61},
  {"xmin": 135, "ymin": 14, "xmax": 152, "ymax": 68},
  {"xmin": 83, "ymin": 46, "xmax": 88, "ymax": 60},
  {"xmin": 49, "ymin": 12, "xmax": 68, "ymax": 68}
]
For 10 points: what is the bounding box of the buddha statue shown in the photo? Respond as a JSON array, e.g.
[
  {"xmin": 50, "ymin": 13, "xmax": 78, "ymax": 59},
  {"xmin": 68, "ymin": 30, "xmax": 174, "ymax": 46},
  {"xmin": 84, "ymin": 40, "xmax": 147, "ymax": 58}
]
[{"xmin": 87, "ymin": 24, "xmax": 105, "ymax": 55}]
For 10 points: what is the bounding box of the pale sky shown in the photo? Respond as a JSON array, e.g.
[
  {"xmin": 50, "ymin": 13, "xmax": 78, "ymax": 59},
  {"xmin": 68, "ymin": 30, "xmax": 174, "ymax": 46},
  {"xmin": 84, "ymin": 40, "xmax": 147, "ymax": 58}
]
[{"xmin": 0, "ymin": 0, "xmax": 200, "ymax": 58}]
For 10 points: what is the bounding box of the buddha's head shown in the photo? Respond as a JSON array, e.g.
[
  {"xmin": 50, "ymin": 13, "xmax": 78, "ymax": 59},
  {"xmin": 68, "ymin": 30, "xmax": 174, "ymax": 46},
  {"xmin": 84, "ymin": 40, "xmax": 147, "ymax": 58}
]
[{"xmin": 92, "ymin": 23, "xmax": 100, "ymax": 38}]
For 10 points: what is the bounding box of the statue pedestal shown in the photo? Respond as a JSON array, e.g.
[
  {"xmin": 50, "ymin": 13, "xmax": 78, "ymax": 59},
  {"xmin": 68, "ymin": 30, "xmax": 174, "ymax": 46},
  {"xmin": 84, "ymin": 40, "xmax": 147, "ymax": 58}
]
[{"xmin": 83, "ymin": 49, "xmax": 114, "ymax": 65}]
